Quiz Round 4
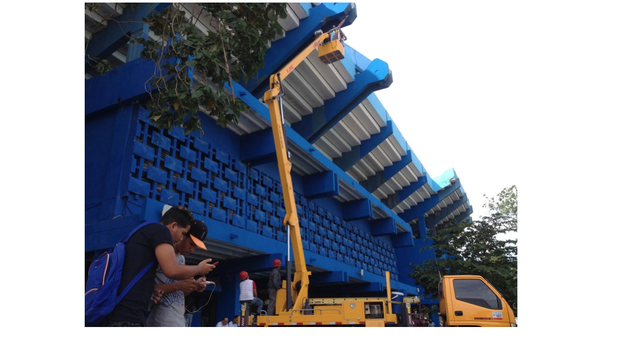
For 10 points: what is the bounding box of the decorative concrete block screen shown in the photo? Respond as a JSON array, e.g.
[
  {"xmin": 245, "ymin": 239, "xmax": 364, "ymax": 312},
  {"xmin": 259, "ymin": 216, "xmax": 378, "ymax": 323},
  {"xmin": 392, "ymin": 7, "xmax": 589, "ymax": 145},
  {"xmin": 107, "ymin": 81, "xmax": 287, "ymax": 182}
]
[{"xmin": 127, "ymin": 114, "xmax": 398, "ymax": 280}]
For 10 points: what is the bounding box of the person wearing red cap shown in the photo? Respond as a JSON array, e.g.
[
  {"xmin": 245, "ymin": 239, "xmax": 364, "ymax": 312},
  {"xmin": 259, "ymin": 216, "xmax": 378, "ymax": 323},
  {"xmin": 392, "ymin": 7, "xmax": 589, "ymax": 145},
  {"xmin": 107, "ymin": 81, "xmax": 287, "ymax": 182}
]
[
  {"xmin": 146, "ymin": 220, "xmax": 211, "ymax": 327},
  {"xmin": 239, "ymin": 271, "xmax": 264, "ymax": 315},
  {"xmin": 267, "ymin": 259, "xmax": 282, "ymax": 315}
]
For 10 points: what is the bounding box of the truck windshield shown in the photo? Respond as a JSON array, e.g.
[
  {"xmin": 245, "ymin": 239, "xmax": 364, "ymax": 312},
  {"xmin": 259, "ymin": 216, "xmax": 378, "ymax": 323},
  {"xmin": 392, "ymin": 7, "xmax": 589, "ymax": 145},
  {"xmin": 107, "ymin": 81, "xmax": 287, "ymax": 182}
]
[{"xmin": 453, "ymin": 279, "xmax": 501, "ymax": 310}]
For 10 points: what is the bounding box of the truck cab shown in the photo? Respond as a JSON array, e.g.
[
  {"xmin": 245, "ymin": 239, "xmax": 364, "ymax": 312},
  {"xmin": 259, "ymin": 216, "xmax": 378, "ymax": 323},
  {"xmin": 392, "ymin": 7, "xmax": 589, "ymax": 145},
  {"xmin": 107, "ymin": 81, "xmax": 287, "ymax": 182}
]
[{"xmin": 438, "ymin": 275, "xmax": 516, "ymax": 327}]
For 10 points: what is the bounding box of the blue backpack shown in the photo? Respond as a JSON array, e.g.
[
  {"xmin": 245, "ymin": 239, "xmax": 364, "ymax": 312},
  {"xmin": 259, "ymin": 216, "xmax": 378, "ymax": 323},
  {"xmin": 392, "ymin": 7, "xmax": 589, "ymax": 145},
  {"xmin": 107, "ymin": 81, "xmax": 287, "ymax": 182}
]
[{"xmin": 85, "ymin": 221, "xmax": 161, "ymax": 326}]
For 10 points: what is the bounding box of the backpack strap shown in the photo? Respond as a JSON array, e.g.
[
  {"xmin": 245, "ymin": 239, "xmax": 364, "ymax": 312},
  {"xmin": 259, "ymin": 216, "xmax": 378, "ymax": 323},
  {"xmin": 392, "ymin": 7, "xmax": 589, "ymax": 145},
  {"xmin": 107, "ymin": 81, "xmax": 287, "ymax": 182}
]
[
  {"xmin": 114, "ymin": 221, "xmax": 162, "ymax": 302},
  {"xmin": 114, "ymin": 260, "xmax": 156, "ymax": 304}
]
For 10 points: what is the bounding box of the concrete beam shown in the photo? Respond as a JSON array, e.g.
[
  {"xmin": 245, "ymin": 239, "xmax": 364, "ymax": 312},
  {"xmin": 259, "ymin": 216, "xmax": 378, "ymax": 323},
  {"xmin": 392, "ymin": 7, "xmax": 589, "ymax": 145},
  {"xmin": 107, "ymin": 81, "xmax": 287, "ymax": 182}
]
[
  {"xmin": 382, "ymin": 174, "xmax": 428, "ymax": 209},
  {"xmin": 292, "ymin": 58, "xmax": 393, "ymax": 143},
  {"xmin": 425, "ymin": 195, "xmax": 468, "ymax": 228},
  {"xmin": 240, "ymin": 128, "xmax": 277, "ymax": 166},
  {"xmin": 391, "ymin": 232, "xmax": 415, "ymax": 248},
  {"xmin": 370, "ymin": 218, "xmax": 397, "ymax": 237},
  {"xmin": 360, "ymin": 150, "xmax": 412, "ymax": 193},
  {"xmin": 342, "ymin": 199, "xmax": 373, "ymax": 221},
  {"xmin": 398, "ymin": 179, "xmax": 462, "ymax": 223},
  {"xmin": 333, "ymin": 120, "xmax": 395, "ymax": 171},
  {"xmin": 303, "ymin": 171, "xmax": 339, "ymax": 199}
]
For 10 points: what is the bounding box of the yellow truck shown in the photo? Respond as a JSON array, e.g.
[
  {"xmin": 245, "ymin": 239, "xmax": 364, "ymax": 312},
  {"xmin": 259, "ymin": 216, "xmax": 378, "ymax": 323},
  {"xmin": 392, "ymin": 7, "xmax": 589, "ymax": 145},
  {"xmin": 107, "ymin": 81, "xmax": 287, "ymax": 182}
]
[{"xmin": 438, "ymin": 275, "xmax": 517, "ymax": 327}]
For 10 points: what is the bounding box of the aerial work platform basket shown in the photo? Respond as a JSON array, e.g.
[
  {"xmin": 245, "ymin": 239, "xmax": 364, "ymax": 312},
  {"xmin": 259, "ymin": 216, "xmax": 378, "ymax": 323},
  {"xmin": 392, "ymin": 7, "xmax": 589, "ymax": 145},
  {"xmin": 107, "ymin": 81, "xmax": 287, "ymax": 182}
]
[{"xmin": 318, "ymin": 30, "xmax": 345, "ymax": 64}]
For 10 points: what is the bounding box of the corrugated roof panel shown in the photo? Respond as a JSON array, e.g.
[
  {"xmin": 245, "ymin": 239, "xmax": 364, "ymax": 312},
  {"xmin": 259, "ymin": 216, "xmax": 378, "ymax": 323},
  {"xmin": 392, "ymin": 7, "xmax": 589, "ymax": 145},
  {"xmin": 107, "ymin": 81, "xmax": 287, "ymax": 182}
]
[
  {"xmin": 387, "ymin": 135, "xmax": 407, "ymax": 158},
  {"xmin": 360, "ymin": 154, "xmax": 383, "ymax": 173},
  {"xmin": 178, "ymin": 4, "xmax": 218, "ymax": 34},
  {"xmin": 450, "ymin": 191, "xmax": 461, "ymax": 202},
  {"xmin": 443, "ymin": 197, "xmax": 454, "ymax": 208},
  {"xmin": 415, "ymin": 192, "xmax": 427, "ymax": 204},
  {"xmin": 393, "ymin": 171, "xmax": 411, "ymax": 188},
  {"xmin": 85, "ymin": 9, "xmax": 108, "ymax": 33},
  {"xmin": 372, "ymin": 187, "xmax": 387, "ymax": 199},
  {"xmin": 369, "ymin": 146, "xmax": 394, "ymax": 168},
  {"xmin": 278, "ymin": 4, "xmax": 301, "ymax": 32},
  {"xmin": 287, "ymin": 70, "xmax": 325, "ymax": 108},
  {"xmin": 313, "ymin": 137, "xmax": 341, "ymax": 159},
  {"xmin": 379, "ymin": 179, "xmax": 398, "ymax": 196},
  {"xmin": 354, "ymin": 157, "xmax": 377, "ymax": 177},
  {"xmin": 360, "ymin": 99, "xmax": 386, "ymax": 129},
  {"xmin": 346, "ymin": 166, "xmax": 367, "ymax": 182},
  {"xmin": 280, "ymin": 100, "xmax": 301, "ymax": 124},
  {"xmin": 402, "ymin": 196, "xmax": 418, "ymax": 208},
  {"xmin": 393, "ymin": 204, "xmax": 407, "ymax": 214},
  {"xmin": 423, "ymin": 184, "xmax": 434, "ymax": 197},
  {"xmin": 289, "ymin": 3, "xmax": 309, "ymax": 20},
  {"xmin": 332, "ymin": 121, "xmax": 361, "ymax": 148},
  {"xmin": 298, "ymin": 58, "xmax": 336, "ymax": 100},
  {"xmin": 282, "ymin": 81, "xmax": 313, "ymax": 116},
  {"xmin": 324, "ymin": 129, "xmax": 352, "ymax": 154},
  {"xmin": 341, "ymin": 112, "xmax": 371, "ymax": 141},
  {"xmin": 352, "ymin": 104, "xmax": 381, "ymax": 135},
  {"xmin": 405, "ymin": 163, "xmax": 422, "ymax": 180}
]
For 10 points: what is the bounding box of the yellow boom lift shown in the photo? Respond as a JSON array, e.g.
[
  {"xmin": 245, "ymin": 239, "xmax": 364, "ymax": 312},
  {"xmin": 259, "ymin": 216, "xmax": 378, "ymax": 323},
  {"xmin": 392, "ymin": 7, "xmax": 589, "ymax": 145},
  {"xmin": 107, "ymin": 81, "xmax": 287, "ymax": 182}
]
[
  {"xmin": 254, "ymin": 21, "xmax": 404, "ymax": 327},
  {"xmin": 253, "ymin": 22, "xmax": 517, "ymax": 327}
]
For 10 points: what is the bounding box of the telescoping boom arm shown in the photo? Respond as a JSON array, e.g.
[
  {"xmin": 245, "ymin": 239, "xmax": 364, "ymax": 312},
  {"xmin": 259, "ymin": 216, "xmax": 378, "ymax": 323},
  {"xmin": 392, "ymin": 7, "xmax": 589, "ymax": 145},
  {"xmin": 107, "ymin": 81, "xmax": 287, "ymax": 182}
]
[{"xmin": 264, "ymin": 26, "xmax": 346, "ymax": 315}]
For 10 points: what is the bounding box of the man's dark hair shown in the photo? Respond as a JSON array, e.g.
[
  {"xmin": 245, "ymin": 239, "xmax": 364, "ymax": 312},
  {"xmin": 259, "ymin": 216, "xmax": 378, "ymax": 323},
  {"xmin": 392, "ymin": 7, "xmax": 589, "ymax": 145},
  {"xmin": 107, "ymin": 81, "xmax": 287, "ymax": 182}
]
[{"xmin": 160, "ymin": 206, "xmax": 193, "ymax": 228}]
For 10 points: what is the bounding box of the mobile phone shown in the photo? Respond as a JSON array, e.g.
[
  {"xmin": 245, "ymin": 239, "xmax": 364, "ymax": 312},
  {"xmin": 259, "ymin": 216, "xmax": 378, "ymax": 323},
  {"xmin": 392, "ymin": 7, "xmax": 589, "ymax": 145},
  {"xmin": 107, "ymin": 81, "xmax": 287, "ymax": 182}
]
[{"xmin": 212, "ymin": 261, "xmax": 219, "ymax": 265}]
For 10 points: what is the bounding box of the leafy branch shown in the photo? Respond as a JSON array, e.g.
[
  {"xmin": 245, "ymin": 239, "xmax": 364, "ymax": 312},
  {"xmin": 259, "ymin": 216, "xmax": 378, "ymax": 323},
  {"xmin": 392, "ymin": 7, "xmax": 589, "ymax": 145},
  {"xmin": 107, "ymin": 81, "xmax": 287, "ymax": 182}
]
[{"xmin": 132, "ymin": 3, "xmax": 288, "ymax": 134}]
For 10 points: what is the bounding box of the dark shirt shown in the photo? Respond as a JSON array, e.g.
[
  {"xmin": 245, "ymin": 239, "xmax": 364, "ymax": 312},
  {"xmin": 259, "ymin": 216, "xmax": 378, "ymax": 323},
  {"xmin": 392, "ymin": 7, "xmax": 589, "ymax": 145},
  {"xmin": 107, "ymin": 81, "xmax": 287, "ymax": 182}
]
[
  {"xmin": 268, "ymin": 267, "xmax": 281, "ymax": 290},
  {"xmin": 106, "ymin": 223, "xmax": 173, "ymax": 324}
]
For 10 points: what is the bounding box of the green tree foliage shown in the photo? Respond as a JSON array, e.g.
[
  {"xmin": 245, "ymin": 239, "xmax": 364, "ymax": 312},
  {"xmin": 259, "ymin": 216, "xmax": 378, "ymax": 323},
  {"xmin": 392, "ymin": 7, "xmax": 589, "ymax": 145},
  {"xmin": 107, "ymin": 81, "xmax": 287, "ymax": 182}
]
[
  {"xmin": 410, "ymin": 186, "xmax": 518, "ymax": 315},
  {"xmin": 132, "ymin": 3, "xmax": 288, "ymax": 134}
]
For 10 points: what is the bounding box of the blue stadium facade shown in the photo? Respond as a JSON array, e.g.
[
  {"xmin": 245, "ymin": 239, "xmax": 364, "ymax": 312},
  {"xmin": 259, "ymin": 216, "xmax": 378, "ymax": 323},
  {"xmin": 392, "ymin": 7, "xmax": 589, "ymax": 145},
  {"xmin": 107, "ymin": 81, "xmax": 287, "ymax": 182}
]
[{"xmin": 85, "ymin": 3, "xmax": 473, "ymax": 326}]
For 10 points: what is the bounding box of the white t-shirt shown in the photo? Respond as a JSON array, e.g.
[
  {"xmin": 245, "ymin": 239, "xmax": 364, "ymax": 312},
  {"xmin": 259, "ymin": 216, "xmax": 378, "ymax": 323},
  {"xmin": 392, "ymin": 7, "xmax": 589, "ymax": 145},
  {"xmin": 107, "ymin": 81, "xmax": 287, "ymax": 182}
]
[
  {"xmin": 145, "ymin": 253, "xmax": 186, "ymax": 327},
  {"xmin": 239, "ymin": 279, "xmax": 256, "ymax": 301}
]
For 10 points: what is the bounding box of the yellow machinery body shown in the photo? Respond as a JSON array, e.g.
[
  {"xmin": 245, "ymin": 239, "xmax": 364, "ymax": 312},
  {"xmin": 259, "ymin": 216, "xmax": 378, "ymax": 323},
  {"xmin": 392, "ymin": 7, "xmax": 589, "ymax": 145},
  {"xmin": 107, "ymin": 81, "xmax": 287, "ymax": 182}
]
[
  {"xmin": 258, "ymin": 289, "xmax": 398, "ymax": 327},
  {"xmin": 257, "ymin": 271, "xmax": 400, "ymax": 327}
]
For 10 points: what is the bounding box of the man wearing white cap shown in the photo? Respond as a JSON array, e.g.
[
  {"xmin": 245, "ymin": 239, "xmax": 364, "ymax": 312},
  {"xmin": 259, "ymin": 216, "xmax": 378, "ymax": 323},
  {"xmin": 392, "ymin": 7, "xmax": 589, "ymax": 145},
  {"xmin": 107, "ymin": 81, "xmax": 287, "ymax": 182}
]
[{"xmin": 146, "ymin": 220, "xmax": 212, "ymax": 327}]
